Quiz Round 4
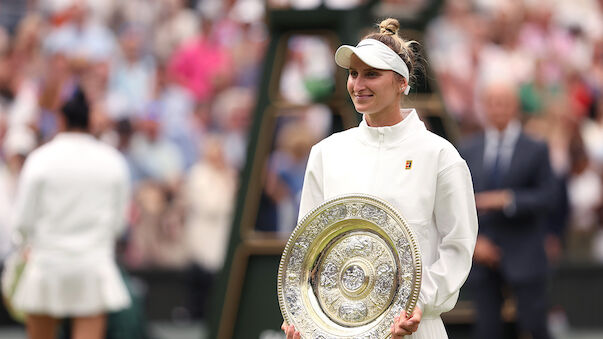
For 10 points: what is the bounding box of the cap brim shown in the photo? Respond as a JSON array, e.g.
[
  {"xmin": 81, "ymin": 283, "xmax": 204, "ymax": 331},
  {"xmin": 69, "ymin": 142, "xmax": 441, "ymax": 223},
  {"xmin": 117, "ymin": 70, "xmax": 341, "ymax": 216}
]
[{"xmin": 335, "ymin": 45, "xmax": 392, "ymax": 71}]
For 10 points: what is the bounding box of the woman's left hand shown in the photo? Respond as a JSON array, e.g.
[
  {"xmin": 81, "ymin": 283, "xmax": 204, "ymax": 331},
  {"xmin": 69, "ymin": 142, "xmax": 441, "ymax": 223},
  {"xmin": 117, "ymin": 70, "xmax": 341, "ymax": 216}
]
[{"xmin": 390, "ymin": 307, "xmax": 422, "ymax": 338}]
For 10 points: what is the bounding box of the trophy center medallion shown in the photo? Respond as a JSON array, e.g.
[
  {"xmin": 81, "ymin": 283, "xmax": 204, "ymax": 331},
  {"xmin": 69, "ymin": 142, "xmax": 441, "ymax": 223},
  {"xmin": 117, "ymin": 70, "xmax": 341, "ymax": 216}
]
[{"xmin": 341, "ymin": 264, "xmax": 366, "ymax": 293}]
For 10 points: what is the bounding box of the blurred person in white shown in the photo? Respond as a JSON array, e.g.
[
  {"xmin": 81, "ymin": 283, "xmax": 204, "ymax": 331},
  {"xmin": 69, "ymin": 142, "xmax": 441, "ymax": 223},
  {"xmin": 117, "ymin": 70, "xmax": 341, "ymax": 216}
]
[
  {"xmin": 283, "ymin": 18, "xmax": 478, "ymax": 339},
  {"xmin": 153, "ymin": 0, "xmax": 199, "ymax": 63},
  {"xmin": 10, "ymin": 86, "xmax": 131, "ymax": 339},
  {"xmin": 184, "ymin": 134, "xmax": 236, "ymax": 272},
  {"xmin": 566, "ymin": 134, "xmax": 602, "ymax": 262},
  {"xmin": 0, "ymin": 126, "xmax": 36, "ymax": 262},
  {"xmin": 552, "ymin": 0, "xmax": 603, "ymax": 42},
  {"xmin": 106, "ymin": 23, "xmax": 156, "ymax": 121},
  {"xmin": 42, "ymin": 0, "xmax": 118, "ymax": 66}
]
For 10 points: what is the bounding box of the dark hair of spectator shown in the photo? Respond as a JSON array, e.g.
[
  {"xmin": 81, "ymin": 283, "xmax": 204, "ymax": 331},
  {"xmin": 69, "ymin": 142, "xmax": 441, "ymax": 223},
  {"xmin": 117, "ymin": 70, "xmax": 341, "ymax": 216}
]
[{"xmin": 61, "ymin": 87, "xmax": 90, "ymax": 130}]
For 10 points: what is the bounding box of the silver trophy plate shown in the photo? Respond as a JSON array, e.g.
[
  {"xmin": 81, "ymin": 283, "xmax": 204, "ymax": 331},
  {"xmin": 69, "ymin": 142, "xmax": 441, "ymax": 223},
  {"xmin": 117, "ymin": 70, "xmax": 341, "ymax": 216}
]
[{"xmin": 277, "ymin": 194, "xmax": 422, "ymax": 338}]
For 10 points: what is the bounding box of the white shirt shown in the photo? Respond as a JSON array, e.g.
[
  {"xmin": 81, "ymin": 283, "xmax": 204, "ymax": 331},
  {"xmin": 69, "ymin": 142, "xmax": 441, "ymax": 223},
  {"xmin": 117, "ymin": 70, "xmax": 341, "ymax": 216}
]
[
  {"xmin": 484, "ymin": 119, "xmax": 521, "ymax": 175},
  {"xmin": 298, "ymin": 109, "xmax": 478, "ymax": 319},
  {"xmin": 12, "ymin": 133, "xmax": 130, "ymax": 257}
]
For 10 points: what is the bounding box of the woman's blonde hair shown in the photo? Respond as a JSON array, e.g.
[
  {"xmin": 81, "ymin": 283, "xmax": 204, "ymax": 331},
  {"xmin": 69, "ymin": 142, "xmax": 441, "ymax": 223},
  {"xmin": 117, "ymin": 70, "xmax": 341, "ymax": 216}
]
[{"xmin": 363, "ymin": 18, "xmax": 422, "ymax": 85}]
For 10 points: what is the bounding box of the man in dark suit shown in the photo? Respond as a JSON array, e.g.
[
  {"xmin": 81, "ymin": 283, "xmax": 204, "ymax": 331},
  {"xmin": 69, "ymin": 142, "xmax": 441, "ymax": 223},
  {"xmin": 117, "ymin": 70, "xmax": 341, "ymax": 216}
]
[{"xmin": 459, "ymin": 80, "xmax": 555, "ymax": 339}]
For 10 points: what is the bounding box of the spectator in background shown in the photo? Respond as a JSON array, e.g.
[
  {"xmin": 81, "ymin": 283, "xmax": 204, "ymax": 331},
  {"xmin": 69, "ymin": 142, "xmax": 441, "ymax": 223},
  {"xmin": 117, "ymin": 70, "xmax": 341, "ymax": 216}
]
[
  {"xmin": 582, "ymin": 99, "xmax": 603, "ymax": 171},
  {"xmin": 126, "ymin": 179, "xmax": 188, "ymax": 269},
  {"xmin": 425, "ymin": 0, "xmax": 482, "ymax": 131},
  {"xmin": 167, "ymin": 17, "xmax": 233, "ymax": 103},
  {"xmin": 279, "ymin": 35, "xmax": 335, "ymax": 105},
  {"xmin": 266, "ymin": 117, "xmax": 319, "ymax": 235},
  {"xmin": 566, "ymin": 136, "xmax": 602, "ymax": 261},
  {"xmin": 460, "ymin": 78, "xmax": 555, "ymax": 339},
  {"xmin": 106, "ymin": 23, "xmax": 156, "ymax": 121},
  {"xmin": 184, "ymin": 134, "xmax": 237, "ymax": 319},
  {"xmin": 523, "ymin": 97, "xmax": 573, "ymax": 266},
  {"xmin": 129, "ymin": 110, "xmax": 185, "ymax": 187},
  {"xmin": 0, "ymin": 0, "xmax": 271, "ymax": 274},
  {"xmin": 0, "ymin": 126, "xmax": 36, "ymax": 263},
  {"xmin": 11, "ymin": 87, "xmax": 131, "ymax": 339},
  {"xmin": 148, "ymin": 63, "xmax": 198, "ymax": 170},
  {"xmin": 152, "ymin": 0, "xmax": 199, "ymax": 63},
  {"xmin": 184, "ymin": 134, "xmax": 236, "ymax": 273},
  {"xmin": 211, "ymin": 86, "xmax": 253, "ymax": 170},
  {"xmin": 42, "ymin": 1, "xmax": 118, "ymax": 65}
]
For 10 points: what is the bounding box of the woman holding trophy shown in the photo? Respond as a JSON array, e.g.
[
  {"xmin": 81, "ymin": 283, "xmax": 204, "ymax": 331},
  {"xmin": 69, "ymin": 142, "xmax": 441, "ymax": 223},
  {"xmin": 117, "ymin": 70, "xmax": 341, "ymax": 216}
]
[{"xmin": 282, "ymin": 18, "xmax": 478, "ymax": 338}]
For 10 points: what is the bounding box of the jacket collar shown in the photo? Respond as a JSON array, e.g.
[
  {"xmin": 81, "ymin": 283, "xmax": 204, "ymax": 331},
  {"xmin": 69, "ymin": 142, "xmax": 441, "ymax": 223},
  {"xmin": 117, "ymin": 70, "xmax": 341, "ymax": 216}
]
[{"xmin": 357, "ymin": 109, "xmax": 426, "ymax": 147}]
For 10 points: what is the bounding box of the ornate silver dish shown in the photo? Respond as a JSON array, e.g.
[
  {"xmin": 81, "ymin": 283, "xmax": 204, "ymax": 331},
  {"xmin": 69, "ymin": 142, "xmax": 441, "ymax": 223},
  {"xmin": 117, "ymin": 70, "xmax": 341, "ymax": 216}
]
[{"xmin": 277, "ymin": 194, "xmax": 422, "ymax": 338}]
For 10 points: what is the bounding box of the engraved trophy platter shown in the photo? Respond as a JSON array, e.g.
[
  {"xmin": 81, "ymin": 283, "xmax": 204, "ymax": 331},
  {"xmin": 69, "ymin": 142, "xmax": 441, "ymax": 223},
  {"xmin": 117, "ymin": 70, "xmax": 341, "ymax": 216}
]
[{"xmin": 277, "ymin": 194, "xmax": 422, "ymax": 338}]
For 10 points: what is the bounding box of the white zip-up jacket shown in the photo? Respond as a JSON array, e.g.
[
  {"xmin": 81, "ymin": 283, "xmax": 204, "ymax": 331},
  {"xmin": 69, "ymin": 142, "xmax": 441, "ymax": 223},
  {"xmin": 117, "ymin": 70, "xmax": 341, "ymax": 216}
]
[{"xmin": 298, "ymin": 109, "xmax": 478, "ymax": 323}]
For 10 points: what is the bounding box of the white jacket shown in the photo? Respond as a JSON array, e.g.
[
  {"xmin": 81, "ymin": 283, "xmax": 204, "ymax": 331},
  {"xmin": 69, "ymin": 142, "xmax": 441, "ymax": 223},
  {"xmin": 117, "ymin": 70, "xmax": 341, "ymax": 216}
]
[{"xmin": 298, "ymin": 109, "xmax": 478, "ymax": 320}]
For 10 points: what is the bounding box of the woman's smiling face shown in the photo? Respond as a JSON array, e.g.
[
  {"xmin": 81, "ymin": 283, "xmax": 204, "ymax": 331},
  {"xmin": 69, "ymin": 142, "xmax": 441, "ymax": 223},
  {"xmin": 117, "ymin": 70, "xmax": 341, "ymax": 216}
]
[{"xmin": 347, "ymin": 54, "xmax": 403, "ymax": 119}]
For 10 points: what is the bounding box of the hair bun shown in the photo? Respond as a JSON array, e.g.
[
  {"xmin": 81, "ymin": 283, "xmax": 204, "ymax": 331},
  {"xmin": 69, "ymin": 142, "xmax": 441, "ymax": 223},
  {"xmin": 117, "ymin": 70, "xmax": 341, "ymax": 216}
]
[{"xmin": 379, "ymin": 18, "xmax": 400, "ymax": 36}]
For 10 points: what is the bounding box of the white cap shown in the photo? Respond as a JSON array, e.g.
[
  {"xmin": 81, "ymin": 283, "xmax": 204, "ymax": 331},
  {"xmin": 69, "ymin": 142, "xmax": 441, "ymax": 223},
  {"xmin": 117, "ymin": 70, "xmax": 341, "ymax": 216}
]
[{"xmin": 335, "ymin": 38, "xmax": 411, "ymax": 95}]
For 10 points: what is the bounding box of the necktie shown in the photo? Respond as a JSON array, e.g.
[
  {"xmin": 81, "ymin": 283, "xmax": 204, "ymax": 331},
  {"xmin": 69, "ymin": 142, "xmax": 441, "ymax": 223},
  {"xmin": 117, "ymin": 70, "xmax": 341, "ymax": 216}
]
[{"xmin": 488, "ymin": 137, "xmax": 503, "ymax": 189}]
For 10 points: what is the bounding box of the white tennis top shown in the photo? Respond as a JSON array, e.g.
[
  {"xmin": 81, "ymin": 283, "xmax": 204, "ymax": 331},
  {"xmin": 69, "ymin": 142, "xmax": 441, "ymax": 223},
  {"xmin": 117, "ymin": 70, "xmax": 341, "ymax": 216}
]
[{"xmin": 11, "ymin": 132, "xmax": 131, "ymax": 316}]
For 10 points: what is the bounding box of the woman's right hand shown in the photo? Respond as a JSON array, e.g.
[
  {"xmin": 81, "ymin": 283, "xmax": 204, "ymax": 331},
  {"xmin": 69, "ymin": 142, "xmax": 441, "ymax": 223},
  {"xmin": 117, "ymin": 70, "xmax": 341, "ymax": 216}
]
[{"xmin": 281, "ymin": 321, "xmax": 301, "ymax": 339}]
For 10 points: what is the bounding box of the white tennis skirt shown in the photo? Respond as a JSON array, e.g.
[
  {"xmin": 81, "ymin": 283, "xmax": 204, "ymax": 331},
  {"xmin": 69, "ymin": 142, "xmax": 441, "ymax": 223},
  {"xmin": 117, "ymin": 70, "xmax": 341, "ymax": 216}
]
[{"xmin": 12, "ymin": 251, "xmax": 131, "ymax": 317}]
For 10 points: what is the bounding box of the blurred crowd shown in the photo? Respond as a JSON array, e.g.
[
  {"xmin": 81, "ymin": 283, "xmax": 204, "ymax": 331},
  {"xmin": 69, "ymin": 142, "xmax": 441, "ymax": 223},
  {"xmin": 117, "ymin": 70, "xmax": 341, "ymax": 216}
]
[
  {"xmin": 0, "ymin": 0, "xmax": 267, "ymax": 272},
  {"xmin": 425, "ymin": 0, "xmax": 603, "ymax": 264}
]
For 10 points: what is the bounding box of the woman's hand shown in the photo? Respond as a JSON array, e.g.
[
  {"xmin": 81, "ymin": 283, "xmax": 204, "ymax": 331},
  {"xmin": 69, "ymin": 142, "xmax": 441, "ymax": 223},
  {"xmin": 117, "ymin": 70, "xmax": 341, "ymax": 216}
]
[
  {"xmin": 390, "ymin": 307, "xmax": 422, "ymax": 338},
  {"xmin": 281, "ymin": 321, "xmax": 301, "ymax": 339}
]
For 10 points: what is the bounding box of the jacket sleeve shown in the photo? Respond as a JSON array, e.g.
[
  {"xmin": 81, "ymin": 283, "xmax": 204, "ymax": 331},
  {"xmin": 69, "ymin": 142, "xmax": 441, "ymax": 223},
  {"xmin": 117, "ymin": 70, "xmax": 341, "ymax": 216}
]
[
  {"xmin": 418, "ymin": 160, "xmax": 478, "ymax": 317},
  {"xmin": 11, "ymin": 154, "xmax": 42, "ymax": 239},
  {"xmin": 509, "ymin": 142, "xmax": 556, "ymax": 217},
  {"xmin": 297, "ymin": 144, "xmax": 324, "ymax": 222}
]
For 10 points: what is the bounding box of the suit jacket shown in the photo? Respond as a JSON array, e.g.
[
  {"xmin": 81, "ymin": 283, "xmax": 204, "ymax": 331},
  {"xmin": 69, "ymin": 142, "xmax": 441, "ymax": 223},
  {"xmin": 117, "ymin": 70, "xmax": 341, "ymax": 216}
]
[{"xmin": 459, "ymin": 131, "xmax": 555, "ymax": 283}]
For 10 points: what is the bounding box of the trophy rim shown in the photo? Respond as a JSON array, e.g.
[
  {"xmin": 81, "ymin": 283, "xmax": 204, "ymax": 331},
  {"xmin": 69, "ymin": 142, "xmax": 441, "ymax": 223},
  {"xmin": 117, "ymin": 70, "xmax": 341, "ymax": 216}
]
[{"xmin": 277, "ymin": 193, "xmax": 422, "ymax": 337}]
